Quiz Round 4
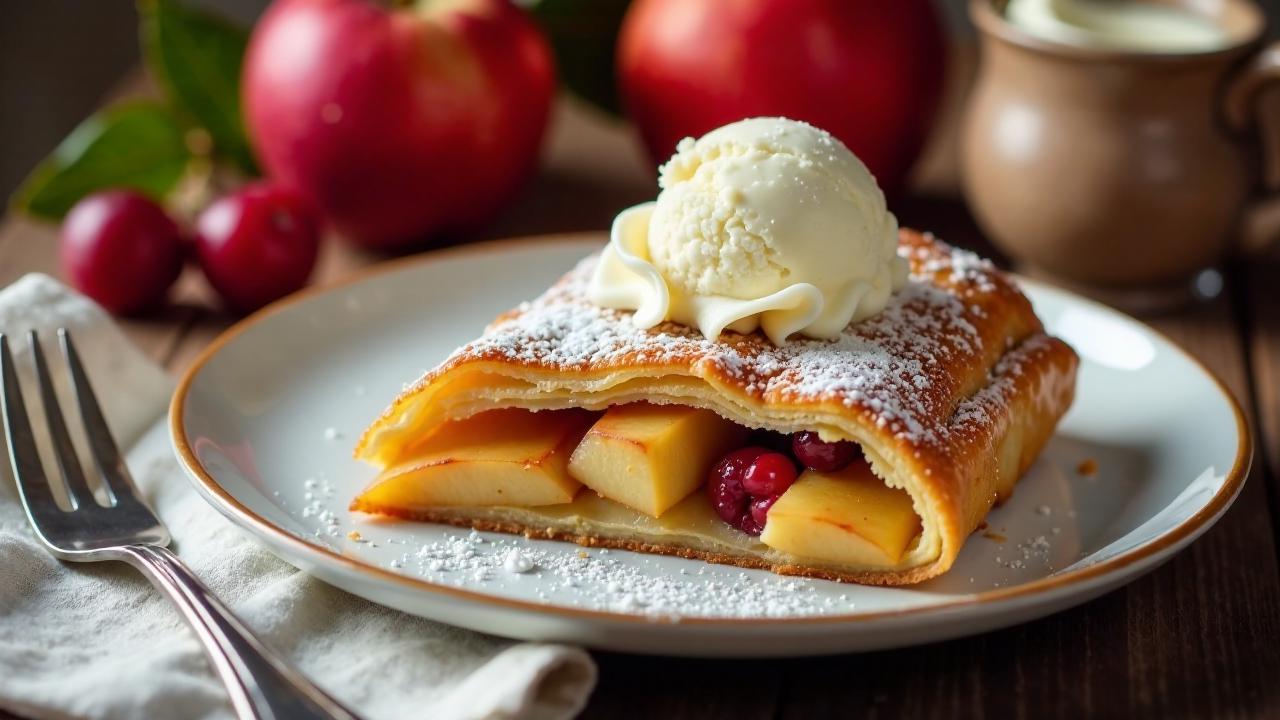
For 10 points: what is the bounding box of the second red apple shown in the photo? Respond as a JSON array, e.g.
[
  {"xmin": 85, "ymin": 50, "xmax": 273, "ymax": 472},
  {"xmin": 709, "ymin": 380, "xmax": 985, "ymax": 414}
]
[
  {"xmin": 243, "ymin": 0, "xmax": 556, "ymax": 249},
  {"xmin": 618, "ymin": 0, "xmax": 946, "ymax": 195}
]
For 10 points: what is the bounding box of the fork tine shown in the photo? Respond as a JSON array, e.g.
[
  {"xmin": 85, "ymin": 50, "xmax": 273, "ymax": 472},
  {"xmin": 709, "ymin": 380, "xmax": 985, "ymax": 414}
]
[
  {"xmin": 0, "ymin": 334, "xmax": 61, "ymax": 511},
  {"xmin": 29, "ymin": 331, "xmax": 95, "ymax": 509},
  {"xmin": 59, "ymin": 330, "xmax": 139, "ymax": 502}
]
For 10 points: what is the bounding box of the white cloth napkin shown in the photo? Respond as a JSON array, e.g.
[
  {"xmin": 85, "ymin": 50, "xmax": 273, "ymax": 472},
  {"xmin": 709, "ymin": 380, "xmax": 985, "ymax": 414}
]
[{"xmin": 0, "ymin": 274, "xmax": 596, "ymax": 720}]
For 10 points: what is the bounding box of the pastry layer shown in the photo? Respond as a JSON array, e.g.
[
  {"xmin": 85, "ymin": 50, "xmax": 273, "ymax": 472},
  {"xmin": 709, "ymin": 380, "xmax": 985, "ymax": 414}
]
[{"xmin": 353, "ymin": 230, "xmax": 1079, "ymax": 585}]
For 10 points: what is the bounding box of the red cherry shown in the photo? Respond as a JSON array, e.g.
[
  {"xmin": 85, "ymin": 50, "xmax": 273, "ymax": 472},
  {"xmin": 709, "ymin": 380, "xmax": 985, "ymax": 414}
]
[
  {"xmin": 195, "ymin": 183, "xmax": 320, "ymax": 314},
  {"xmin": 59, "ymin": 190, "xmax": 184, "ymax": 315},
  {"xmin": 708, "ymin": 446, "xmax": 767, "ymax": 523},
  {"xmin": 738, "ymin": 511, "xmax": 764, "ymax": 537},
  {"xmin": 792, "ymin": 431, "xmax": 860, "ymax": 472},
  {"xmin": 750, "ymin": 494, "xmax": 779, "ymax": 529},
  {"xmin": 742, "ymin": 452, "xmax": 798, "ymax": 496}
]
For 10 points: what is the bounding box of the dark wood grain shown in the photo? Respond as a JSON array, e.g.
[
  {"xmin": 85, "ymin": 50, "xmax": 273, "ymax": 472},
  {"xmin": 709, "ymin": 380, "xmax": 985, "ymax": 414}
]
[
  {"xmin": 583, "ymin": 654, "xmax": 782, "ymax": 720},
  {"xmin": 1243, "ymin": 257, "xmax": 1280, "ymax": 551}
]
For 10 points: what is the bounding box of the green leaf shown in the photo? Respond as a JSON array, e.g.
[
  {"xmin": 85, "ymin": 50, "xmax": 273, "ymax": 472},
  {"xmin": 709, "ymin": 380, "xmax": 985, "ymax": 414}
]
[
  {"xmin": 525, "ymin": 0, "xmax": 631, "ymax": 116},
  {"xmin": 12, "ymin": 102, "xmax": 191, "ymax": 220},
  {"xmin": 139, "ymin": 0, "xmax": 258, "ymax": 175}
]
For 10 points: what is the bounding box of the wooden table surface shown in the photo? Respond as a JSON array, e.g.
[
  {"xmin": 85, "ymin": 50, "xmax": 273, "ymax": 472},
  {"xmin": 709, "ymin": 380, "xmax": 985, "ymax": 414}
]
[{"xmin": 4, "ymin": 91, "xmax": 1280, "ymax": 718}]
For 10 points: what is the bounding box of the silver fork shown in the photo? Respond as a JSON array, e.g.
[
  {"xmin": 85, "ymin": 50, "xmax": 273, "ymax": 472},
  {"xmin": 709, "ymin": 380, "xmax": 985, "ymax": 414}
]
[{"xmin": 0, "ymin": 330, "xmax": 358, "ymax": 720}]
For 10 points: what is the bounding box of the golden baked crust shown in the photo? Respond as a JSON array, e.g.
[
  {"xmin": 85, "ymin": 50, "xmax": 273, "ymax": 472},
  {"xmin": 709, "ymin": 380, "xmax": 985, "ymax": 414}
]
[{"xmin": 352, "ymin": 230, "xmax": 1079, "ymax": 585}]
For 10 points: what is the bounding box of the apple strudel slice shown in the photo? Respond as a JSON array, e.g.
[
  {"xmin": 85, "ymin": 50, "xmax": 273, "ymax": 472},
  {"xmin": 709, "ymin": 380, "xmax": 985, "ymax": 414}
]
[{"xmin": 351, "ymin": 230, "xmax": 1078, "ymax": 585}]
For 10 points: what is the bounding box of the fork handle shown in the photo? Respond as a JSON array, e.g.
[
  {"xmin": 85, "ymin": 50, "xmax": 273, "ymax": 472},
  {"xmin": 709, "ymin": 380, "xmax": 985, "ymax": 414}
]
[{"xmin": 118, "ymin": 544, "xmax": 359, "ymax": 720}]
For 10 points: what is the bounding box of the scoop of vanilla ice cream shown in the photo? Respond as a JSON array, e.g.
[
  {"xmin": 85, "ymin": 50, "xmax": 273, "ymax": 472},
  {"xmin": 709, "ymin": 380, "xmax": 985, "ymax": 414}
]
[
  {"xmin": 588, "ymin": 117, "xmax": 907, "ymax": 344},
  {"xmin": 648, "ymin": 118, "xmax": 899, "ymax": 306}
]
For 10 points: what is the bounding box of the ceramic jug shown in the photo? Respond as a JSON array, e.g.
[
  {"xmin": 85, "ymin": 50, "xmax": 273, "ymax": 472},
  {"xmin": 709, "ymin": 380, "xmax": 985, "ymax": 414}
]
[{"xmin": 962, "ymin": 0, "xmax": 1280, "ymax": 308}]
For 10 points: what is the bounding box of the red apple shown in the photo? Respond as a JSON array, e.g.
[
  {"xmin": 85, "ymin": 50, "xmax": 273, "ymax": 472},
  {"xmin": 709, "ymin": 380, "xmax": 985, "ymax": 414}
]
[
  {"xmin": 617, "ymin": 0, "xmax": 945, "ymax": 195},
  {"xmin": 194, "ymin": 183, "xmax": 321, "ymax": 314},
  {"xmin": 59, "ymin": 191, "xmax": 184, "ymax": 316},
  {"xmin": 243, "ymin": 0, "xmax": 556, "ymax": 249}
]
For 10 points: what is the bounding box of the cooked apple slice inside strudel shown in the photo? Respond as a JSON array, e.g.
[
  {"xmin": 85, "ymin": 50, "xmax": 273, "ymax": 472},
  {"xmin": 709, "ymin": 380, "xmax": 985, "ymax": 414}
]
[{"xmin": 351, "ymin": 230, "xmax": 1078, "ymax": 585}]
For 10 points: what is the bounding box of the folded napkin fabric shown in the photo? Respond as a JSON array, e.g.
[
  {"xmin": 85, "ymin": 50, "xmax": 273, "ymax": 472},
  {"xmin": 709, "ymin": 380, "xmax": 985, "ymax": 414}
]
[{"xmin": 0, "ymin": 274, "xmax": 596, "ymax": 720}]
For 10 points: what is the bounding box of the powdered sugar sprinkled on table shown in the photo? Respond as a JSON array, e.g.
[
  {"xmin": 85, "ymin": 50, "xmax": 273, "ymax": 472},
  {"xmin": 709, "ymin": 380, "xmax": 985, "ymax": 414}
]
[
  {"xmin": 399, "ymin": 529, "xmax": 852, "ymax": 619},
  {"xmin": 502, "ymin": 548, "xmax": 535, "ymax": 574},
  {"xmin": 995, "ymin": 534, "xmax": 1055, "ymax": 571}
]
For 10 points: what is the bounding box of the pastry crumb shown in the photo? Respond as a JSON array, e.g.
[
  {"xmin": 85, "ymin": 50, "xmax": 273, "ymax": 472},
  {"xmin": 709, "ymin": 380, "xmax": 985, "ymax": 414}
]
[
  {"xmin": 347, "ymin": 530, "xmax": 364, "ymax": 542},
  {"xmin": 1077, "ymin": 458, "xmax": 1099, "ymax": 476},
  {"xmin": 983, "ymin": 531, "xmax": 1007, "ymax": 542}
]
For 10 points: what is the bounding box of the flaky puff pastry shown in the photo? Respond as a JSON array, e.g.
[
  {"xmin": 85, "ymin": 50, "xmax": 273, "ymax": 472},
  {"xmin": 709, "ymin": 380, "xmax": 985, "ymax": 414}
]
[{"xmin": 353, "ymin": 231, "xmax": 1078, "ymax": 585}]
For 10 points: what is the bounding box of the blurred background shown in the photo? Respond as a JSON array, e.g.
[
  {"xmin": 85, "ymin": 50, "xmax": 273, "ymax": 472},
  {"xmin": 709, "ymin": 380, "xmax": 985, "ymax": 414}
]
[
  {"xmin": 7, "ymin": 0, "xmax": 1280, "ymax": 204},
  {"xmin": 6, "ymin": 1, "xmax": 1279, "ymax": 195},
  {"xmin": 3, "ymin": 0, "xmax": 976, "ymax": 202}
]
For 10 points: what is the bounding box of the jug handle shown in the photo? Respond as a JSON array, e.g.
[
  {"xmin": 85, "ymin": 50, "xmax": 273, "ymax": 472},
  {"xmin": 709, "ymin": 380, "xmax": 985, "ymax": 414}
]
[{"xmin": 1225, "ymin": 42, "xmax": 1280, "ymax": 255}]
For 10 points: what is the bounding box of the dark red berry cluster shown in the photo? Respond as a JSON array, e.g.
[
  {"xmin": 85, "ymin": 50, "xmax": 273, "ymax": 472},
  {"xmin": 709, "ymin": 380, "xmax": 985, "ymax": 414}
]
[
  {"xmin": 59, "ymin": 184, "xmax": 320, "ymax": 316},
  {"xmin": 707, "ymin": 430, "xmax": 863, "ymax": 535}
]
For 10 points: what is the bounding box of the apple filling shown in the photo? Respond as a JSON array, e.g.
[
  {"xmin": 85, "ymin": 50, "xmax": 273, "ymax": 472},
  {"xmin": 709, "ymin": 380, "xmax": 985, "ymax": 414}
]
[{"xmin": 356, "ymin": 405, "xmax": 924, "ymax": 568}]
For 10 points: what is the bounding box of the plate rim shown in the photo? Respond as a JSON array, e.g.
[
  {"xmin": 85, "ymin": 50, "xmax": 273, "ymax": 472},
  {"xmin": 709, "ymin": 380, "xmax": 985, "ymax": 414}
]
[{"xmin": 169, "ymin": 232, "xmax": 1253, "ymax": 627}]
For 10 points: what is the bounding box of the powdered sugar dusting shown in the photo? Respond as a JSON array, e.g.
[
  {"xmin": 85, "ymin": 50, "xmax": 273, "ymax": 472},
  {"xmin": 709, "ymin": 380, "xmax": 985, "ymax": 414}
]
[
  {"xmin": 421, "ymin": 234, "xmax": 1020, "ymax": 449},
  {"xmin": 949, "ymin": 333, "xmax": 1062, "ymax": 437},
  {"xmin": 908, "ymin": 233, "xmax": 1000, "ymax": 295},
  {"xmin": 395, "ymin": 529, "xmax": 850, "ymax": 619}
]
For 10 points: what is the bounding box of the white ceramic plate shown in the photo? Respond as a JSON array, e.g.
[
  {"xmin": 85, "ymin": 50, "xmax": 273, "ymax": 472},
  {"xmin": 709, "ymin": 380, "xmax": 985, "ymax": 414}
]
[{"xmin": 171, "ymin": 235, "xmax": 1250, "ymax": 657}]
